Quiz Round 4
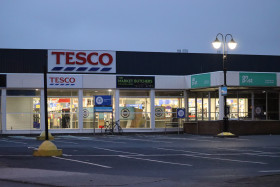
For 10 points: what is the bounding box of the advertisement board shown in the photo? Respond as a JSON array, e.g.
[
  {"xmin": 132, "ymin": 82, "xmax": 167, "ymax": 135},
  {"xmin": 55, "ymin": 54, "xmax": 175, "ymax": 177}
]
[
  {"xmin": 47, "ymin": 74, "xmax": 82, "ymax": 88},
  {"xmin": 95, "ymin": 95, "xmax": 112, "ymax": 106},
  {"xmin": 117, "ymin": 76, "xmax": 155, "ymax": 88},
  {"xmin": 48, "ymin": 50, "xmax": 116, "ymax": 73},
  {"xmin": 191, "ymin": 73, "xmax": 211, "ymax": 88},
  {"xmin": 239, "ymin": 72, "xmax": 277, "ymax": 86}
]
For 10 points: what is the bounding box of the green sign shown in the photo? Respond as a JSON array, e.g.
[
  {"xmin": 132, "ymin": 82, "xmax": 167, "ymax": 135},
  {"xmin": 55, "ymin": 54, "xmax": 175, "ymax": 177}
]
[
  {"xmin": 239, "ymin": 73, "xmax": 277, "ymax": 86},
  {"xmin": 191, "ymin": 73, "xmax": 211, "ymax": 88},
  {"xmin": 117, "ymin": 76, "xmax": 155, "ymax": 88}
]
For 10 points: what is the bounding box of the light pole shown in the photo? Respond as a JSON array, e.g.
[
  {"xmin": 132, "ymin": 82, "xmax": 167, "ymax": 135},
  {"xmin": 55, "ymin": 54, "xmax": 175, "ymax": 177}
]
[{"xmin": 212, "ymin": 33, "xmax": 237, "ymax": 137}]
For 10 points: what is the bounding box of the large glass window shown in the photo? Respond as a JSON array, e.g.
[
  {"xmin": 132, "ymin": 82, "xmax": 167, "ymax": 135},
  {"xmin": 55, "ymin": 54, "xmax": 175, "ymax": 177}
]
[
  {"xmin": 47, "ymin": 90, "xmax": 78, "ymax": 129},
  {"xmin": 0, "ymin": 90, "xmax": 2, "ymax": 131},
  {"xmin": 6, "ymin": 89, "xmax": 40, "ymax": 130},
  {"xmin": 119, "ymin": 90, "xmax": 150, "ymax": 128},
  {"xmin": 267, "ymin": 92, "xmax": 279, "ymax": 120},
  {"xmin": 83, "ymin": 89, "xmax": 115, "ymax": 129},
  {"xmin": 155, "ymin": 91, "xmax": 184, "ymax": 128},
  {"xmin": 254, "ymin": 92, "xmax": 266, "ymax": 120}
]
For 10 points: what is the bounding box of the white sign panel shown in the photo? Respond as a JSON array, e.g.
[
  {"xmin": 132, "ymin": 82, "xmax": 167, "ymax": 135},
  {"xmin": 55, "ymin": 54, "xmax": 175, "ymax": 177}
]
[
  {"xmin": 48, "ymin": 50, "xmax": 116, "ymax": 73},
  {"xmin": 47, "ymin": 74, "xmax": 82, "ymax": 88}
]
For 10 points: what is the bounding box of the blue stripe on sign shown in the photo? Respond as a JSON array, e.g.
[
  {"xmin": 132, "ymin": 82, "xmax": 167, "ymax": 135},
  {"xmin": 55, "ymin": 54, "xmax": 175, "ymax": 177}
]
[
  {"xmin": 64, "ymin": 67, "xmax": 76, "ymax": 71},
  {"xmin": 101, "ymin": 68, "xmax": 112, "ymax": 71},
  {"xmin": 89, "ymin": 67, "xmax": 100, "ymax": 71},
  {"xmin": 66, "ymin": 84, "xmax": 69, "ymax": 85},
  {"xmin": 52, "ymin": 67, "xmax": 64, "ymax": 71},
  {"xmin": 55, "ymin": 84, "xmax": 59, "ymax": 85},
  {"xmin": 77, "ymin": 67, "xmax": 88, "ymax": 71},
  {"xmin": 60, "ymin": 84, "xmax": 64, "ymax": 85},
  {"xmin": 71, "ymin": 84, "xmax": 75, "ymax": 85},
  {"xmin": 50, "ymin": 84, "xmax": 54, "ymax": 85}
]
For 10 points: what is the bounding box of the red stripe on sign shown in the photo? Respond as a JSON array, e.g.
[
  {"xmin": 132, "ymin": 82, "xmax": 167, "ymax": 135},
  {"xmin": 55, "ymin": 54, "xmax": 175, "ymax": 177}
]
[{"xmin": 58, "ymin": 98, "xmax": 70, "ymax": 103}]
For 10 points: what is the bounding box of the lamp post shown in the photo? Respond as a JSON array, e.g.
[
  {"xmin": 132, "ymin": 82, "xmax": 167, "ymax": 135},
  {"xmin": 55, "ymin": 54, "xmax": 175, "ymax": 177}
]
[{"xmin": 212, "ymin": 33, "xmax": 237, "ymax": 137}]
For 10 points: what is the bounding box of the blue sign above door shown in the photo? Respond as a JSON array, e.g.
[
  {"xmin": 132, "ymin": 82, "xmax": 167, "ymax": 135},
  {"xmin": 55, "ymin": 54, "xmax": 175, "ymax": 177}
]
[{"xmin": 94, "ymin": 95, "xmax": 112, "ymax": 106}]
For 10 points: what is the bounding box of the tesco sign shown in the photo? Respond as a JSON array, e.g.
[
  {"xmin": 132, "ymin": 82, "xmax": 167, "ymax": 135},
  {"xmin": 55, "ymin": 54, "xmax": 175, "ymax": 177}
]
[
  {"xmin": 48, "ymin": 50, "xmax": 116, "ymax": 73},
  {"xmin": 47, "ymin": 75, "xmax": 82, "ymax": 88}
]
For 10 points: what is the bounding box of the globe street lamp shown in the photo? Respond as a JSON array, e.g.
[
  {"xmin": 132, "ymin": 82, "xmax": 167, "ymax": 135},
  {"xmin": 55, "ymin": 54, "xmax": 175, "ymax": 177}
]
[{"xmin": 212, "ymin": 33, "xmax": 237, "ymax": 137}]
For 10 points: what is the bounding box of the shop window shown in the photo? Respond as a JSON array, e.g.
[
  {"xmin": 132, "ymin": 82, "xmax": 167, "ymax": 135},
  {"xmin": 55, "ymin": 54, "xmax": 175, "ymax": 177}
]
[
  {"xmin": 48, "ymin": 90, "xmax": 78, "ymax": 129},
  {"xmin": 83, "ymin": 89, "xmax": 115, "ymax": 129},
  {"xmin": 0, "ymin": 90, "xmax": 1, "ymax": 131},
  {"xmin": 119, "ymin": 90, "xmax": 150, "ymax": 128},
  {"xmin": 267, "ymin": 92, "xmax": 279, "ymax": 120},
  {"xmin": 254, "ymin": 92, "xmax": 266, "ymax": 120},
  {"xmin": 6, "ymin": 89, "xmax": 40, "ymax": 130}
]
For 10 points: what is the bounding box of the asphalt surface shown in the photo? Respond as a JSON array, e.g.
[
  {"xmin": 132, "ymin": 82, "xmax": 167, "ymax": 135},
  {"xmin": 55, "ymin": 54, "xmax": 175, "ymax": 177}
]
[{"xmin": 0, "ymin": 133, "xmax": 280, "ymax": 186}]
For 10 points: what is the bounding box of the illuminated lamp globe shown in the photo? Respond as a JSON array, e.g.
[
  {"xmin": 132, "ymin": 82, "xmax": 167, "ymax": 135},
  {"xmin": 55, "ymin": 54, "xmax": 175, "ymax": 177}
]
[
  {"xmin": 228, "ymin": 39, "xmax": 237, "ymax": 49},
  {"xmin": 212, "ymin": 38, "xmax": 222, "ymax": 49}
]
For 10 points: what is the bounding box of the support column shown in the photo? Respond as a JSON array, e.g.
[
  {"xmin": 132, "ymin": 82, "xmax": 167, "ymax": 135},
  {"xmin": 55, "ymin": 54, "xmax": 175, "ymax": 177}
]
[
  {"xmin": 195, "ymin": 95, "xmax": 198, "ymax": 121},
  {"xmin": 218, "ymin": 87, "xmax": 224, "ymax": 120},
  {"xmin": 266, "ymin": 92, "xmax": 268, "ymax": 120},
  {"xmin": 208, "ymin": 92, "xmax": 211, "ymax": 121},
  {"xmin": 150, "ymin": 89, "xmax": 155, "ymax": 130},
  {"xmin": 184, "ymin": 90, "xmax": 188, "ymax": 121},
  {"xmin": 78, "ymin": 89, "xmax": 83, "ymax": 131},
  {"xmin": 40, "ymin": 89, "xmax": 45, "ymax": 131},
  {"xmin": 279, "ymin": 93, "xmax": 280, "ymax": 120},
  {"xmin": 251, "ymin": 92, "xmax": 255, "ymax": 120},
  {"xmin": 237, "ymin": 92, "xmax": 239, "ymax": 120},
  {"xmin": 115, "ymin": 89, "xmax": 120, "ymax": 122},
  {"xmin": 1, "ymin": 89, "xmax": 6, "ymax": 132}
]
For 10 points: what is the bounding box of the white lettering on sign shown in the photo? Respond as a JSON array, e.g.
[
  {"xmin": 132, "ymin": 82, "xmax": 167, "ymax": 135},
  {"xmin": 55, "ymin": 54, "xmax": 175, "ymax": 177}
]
[
  {"xmin": 47, "ymin": 74, "xmax": 82, "ymax": 88},
  {"xmin": 48, "ymin": 50, "xmax": 116, "ymax": 73},
  {"xmin": 241, "ymin": 75, "xmax": 253, "ymax": 84},
  {"xmin": 191, "ymin": 78, "xmax": 197, "ymax": 86}
]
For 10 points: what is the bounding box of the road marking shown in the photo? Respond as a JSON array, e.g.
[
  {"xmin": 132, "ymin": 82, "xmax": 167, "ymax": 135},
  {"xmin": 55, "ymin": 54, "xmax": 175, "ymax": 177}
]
[
  {"xmin": 53, "ymin": 140, "xmax": 78, "ymax": 145},
  {"xmin": 216, "ymin": 147, "xmax": 279, "ymax": 154},
  {"xmin": 156, "ymin": 147, "xmax": 267, "ymax": 164},
  {"xmin": 182, "ymin": 154, "xmax": 267, "ymax": 164},
  {"xmin": 116, "ymin": 137, "xmax": 172, "ymax": 143},
  {"xmin": 259, "ymin": 170, "xmax": 280, "ymax": 173},
  {"xmin": 0, "ymin": 155, "xmax": 32, "ymax": 157},
  {"xmin": 90, "ymin": 139, "xmax": 126, "ymax": 144},
  {"xmin": 52, "ymin": 156, "xmax": 112, "ymax": 168},
  {"xmin": 156, "ymin": 137, "xmax": 221, "ymax": 143},
  {"xmin": 119, "ymin": 155, "xmax": 192, "ymax": 166},
  {"xmin": 243, "ymin": 153, "xmax": 280, "ymax": 158},
  {"xmin": 0, "ymin": 140, "xmax": 27, "ymax": 145},
  {"xmin": 92, "ymin": 147, "xmax": 144, "ymax": 155},
  {"xmin": 60, "ymin": 136, "xmax": 126, "ymax": 144},
  {"xmin": 157, "ymin": 147, "xmax": 212, "ymax": 156}
]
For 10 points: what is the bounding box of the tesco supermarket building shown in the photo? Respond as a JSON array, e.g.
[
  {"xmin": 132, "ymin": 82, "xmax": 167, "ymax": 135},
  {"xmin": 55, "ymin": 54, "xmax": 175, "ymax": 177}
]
[{"xmin": 0, "ymin": 49, "xmax": 280, "ymax": 135}]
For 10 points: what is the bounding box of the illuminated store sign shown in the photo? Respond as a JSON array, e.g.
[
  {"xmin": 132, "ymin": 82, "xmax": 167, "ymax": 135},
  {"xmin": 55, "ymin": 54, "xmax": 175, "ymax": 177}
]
[
  {"xmin": 48, "ymin": 50, "xmax": 116, "ymax": 73},
  {"xmin": 117, "ymin": 76, "xmax": 155, "ymax": 88},
  {"xmin": 47, "ymin": 74, "xmax": 82, "ymax": 88},
  {"xmin": 239, "ymin": 73, "xmax": 277, "ymax": 86},
  {"xmin": 191, "ymin": 73, "xmax": 211, "ymax": 88}
]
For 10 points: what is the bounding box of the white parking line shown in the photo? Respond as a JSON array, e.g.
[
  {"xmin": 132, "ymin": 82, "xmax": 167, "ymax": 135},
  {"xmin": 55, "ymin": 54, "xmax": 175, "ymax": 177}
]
[
  {"xmin": 53, "ymin": 140, "xmax": 78, "ymax": 145},
  {"xmin": 119, "ymin": 155, "xmax": 192, "ymax": 166},
  {"xmin": 156, "ymin": 147, "xmax": 267, "ymax": 165},
  {"xmin": 259, "ymin": 170, "xmax": 280, "ymax": 173},
  {"xmin": 59, "ymin": 136, "xmax": 126, "ymax": 144},
  {"xmin": 216, "ymin": 147, "xmax": 279, "ymax": 154},
  {"xmin": 117, "ymin": 137, "xmax": 172, "ymax": 143},
  {"xmin": 156, "ymin": 137, "xmax": 221, "ymax": 143},
  {"xmin": 157, "ymin": 147, "xmax": 212, "ymax": 155},
  {"xmin": 92, "ymin": 147, "xmax": 144, "ymax": 155},
  {"xmin": 52, "ymin": 156, "xmax": 112, "ymax": 168},
  {"xmin": 0, "ymin": 140, "xmax": 27, "ymax": 145},
  {"xmin": 182, "ymin": 154, "xmax": 267, "ymax": 165}
]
